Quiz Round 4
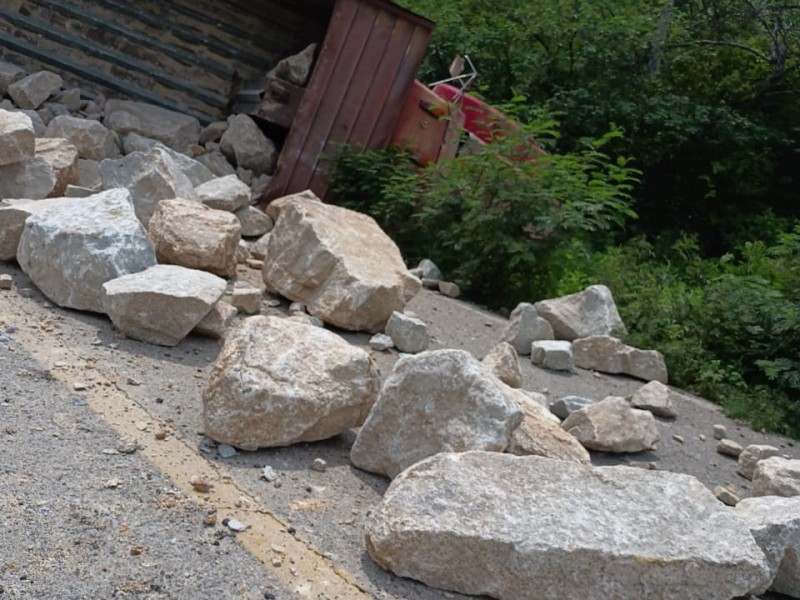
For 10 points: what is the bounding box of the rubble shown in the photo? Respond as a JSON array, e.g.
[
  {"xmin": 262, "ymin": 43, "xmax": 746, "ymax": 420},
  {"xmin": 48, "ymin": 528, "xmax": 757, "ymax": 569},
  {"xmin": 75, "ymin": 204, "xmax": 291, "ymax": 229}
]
[
  {"xmin": 7, "ymin": 70, "xmax": 62, "ymax": 110},
  {"xmin": 384, "ymin": 311, "xmax": 429, "ymax": 354},
  {"xmin": 501, "ymin": 302, "xmax": 554, "ymax": 355},
  {"xmin": 104, "ymin": 99, "xmax": 201, "ymax": 153},
  {"xmin": 481, "ymin": 342, "xmax": 522, "ymax": 388},
  {"xmin": 752, "ymin": 457, "xmax": 800, "ymax": 497},
  {"xmin": 220, "ymin": 114, "xmax": 277, "ymax": 176},
  {"xmin": 0, "ymin": 108, "xmax": 35, "ymax": 165},
  {"xmin": 561, "ymin": 396, "xmax": 660, "ymax": 453},
  {"xmin": 738, "ymin": 445, "xmax": 781, "ymax": 481},
  {"xmin": 626, "ymin": 380, "xmax": 677, "ymax": 418},
  {"xmin": 534, "ymin": 284, "xmax": 626, "ymax": 341},
  {"xmin": 549, "ymin": 395, "xmax": 595, "ymax": 419},
  {"xmin": 531, "ymin": 340, "xmax": 574, "ymax": 372},
  {"xmin": 44, "ymin": 114, "xmax": 121, "ymax": 160},
  {"xmin": 35, "ymin": 137, "xmax": 79, "ymax": 197},
  {"xmin": 572, "ymin": 335, "xmax": 668, "ymax": 383},
  {"xmin": 365, "ymin": 452, "xmax": 770, "ymax": 600},
  {"xmin": 194, "ymin": 174, "xmax": 251, "ymax": 213},
  {"xmin": 193, "ymin": 300, "xmax": 238, "ymax": 339}
]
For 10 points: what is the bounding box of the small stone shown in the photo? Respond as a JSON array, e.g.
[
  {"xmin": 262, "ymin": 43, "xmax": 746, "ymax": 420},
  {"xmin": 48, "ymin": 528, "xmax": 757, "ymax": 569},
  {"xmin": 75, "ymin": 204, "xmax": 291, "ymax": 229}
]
[
  {"xmin": 438, "ymin": 281, "xmax": 460, "ymax": 298},
  {"xmin": 0, "ymin": 274, "xmax": 12, "ymax": 290},
  {"xmin": 531, "ymin": 340, "xmax": 574, "ymax": 372},
  {"xmin": 713, "ymin": 424, "xmax": 727, "ymax": 440},
  {"xmin": 103, "ymin": 478, "xmax": 121, "ymax": 489},
  {"xmin": 737, "ymin": 444, "xmax": 781, "ymax": 481},
  {"xmin": 231, "ymin": 282, "xmax": 262, "ymax": 315},
  {"xmin": 717, "ymin": 438, "xmax": 743, "ymax": 457},
  {"xmin": 225, "ymin": 518, "xmax": 248, "ymax": 532},
  {"xmin": 218, "ymin": 444, "xmax": 238, "ymax": 459},
  {"xmin": 271, "ymin": 557, "xmax": 283, "ymax": 567},
  {"xmin": 129, "ymin": 546, "xmax": 146, "ymax": 556},
  {"xmin": 73, "ymin": 381, "xmax": 88, "ymax": 391},
  {"xmin": 246, "ymin": 258, "xmax": 264, "ymax": 270},
  {"xmin": 369, "ymin": 333, "xmax": 394, "ymax": 351},
  {"xmin": 154, "ymin": 430, "xmax": 167, "ymax": 441},
  {"xmin": 289, "ymin": 302, "xmax": 306, "ymax": 314},
  {"xmin": 672, "ymin": 434, "xmax": 684, "ymax": 443},
  {"xmin": 202, "ymin": 513, "xmax": 217, "ymax": 527},
  {"xmin": 385, "ymin": 311, "xmax": 429, "ymax": 354},
  {"xmin": 699, "ymin": 434, "xmax": 706, "ymax": 441},
  {"xmin": 714, "ymin": 485, "xmax": 741, "ymax": 507},
  {"xmin": 261, "ymin": 466, "xmax": 278, "ymax": 482},
  {"xmin": 190, "ymin": 475, "xmax": 213, "ymax": 493},
  {"xmin": 311, "ymin": 458, "xmax": 327, "ymax": 472},
  {"xmin": 115, "ymin": 437, "xmax": 139, "ymax": 454}
]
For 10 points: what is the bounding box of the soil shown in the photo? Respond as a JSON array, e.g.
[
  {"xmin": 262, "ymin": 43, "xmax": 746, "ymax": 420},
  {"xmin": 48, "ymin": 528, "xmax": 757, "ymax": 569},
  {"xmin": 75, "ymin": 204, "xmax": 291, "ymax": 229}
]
[{"xmin": 1, "ymin": 259, "xmax": 798, "ymax": 600}]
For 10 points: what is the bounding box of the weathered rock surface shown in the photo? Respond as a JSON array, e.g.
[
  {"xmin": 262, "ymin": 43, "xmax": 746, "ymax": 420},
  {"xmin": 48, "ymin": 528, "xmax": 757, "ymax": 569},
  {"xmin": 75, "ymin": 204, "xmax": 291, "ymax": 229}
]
[
  {"xmin": 534, "ymin": 284, "xmax": 626, "ymax": 341},
  {"xmin": 219, "ymin": 114, "xmax": 276, "ymax": 176},
  {"xmin": 384, "ymin": 311, "xmax": 428, "ymax": 354},
  {"xmin": 350, "ymin": 349, "xmax": 523, "ymax": 478},
  {"xmin": 573, "ymin": 336, "xmax": 668, "ymax": 383},
  {"xmin": 0, "ymin": 109, "xmax": 34, "ymax": 166},
  {"xmin": 627, "ymin": 380, "xmax": 677, "ymax": 418},
  {"xmin": 718, "ymin": 438, "xmax": 744, "ymax": 457},
  {"xmin": 561, "ymin": 396, "xmax": 660, "ymax": 453},
  {"xmin": 506, "ymin": 387, "xmax": 591, "ymax": 464},
  {"xmin": 197, "ymin": 149, "xmax": 237, "ymax": 177},
  {"xmin": 104, "ymin": 100, "xmax": 201, "ymax": 152},
  {"xmin": 102, "ymin": 265, "xmax": 226, "ymax": 346},
  {"xmin": 502, "ymin": 302, "xmax": 554, "ymax": 355},
  {"xmin": 263, "ymin": 192, "xmax": 420, "ymax": 332},
  {"xmin": 203, "ymin": 316, "xmax": 380, "ymax": 450},
  {"xmin": 738, "ymin": 444, "xmax": 781, "ymax": 481},
  {"xmin": 549, "ymin": 395, "xmax": 595, "ymax": 419},
  {"xmin": 531, "ymin": 340, "xmax": 574, "ymax": 372},
  {"xmin": 0, "ymin": 198, "xmax": 66, "ymax": 260},
  {"xmin": 365, "ymin": 451, "xmax": 770, "ymax": 600},
  {"xmin": 272, "ymin": 43, "xmax": 316, "ymax": 86},
  {"xmin": 194, "ymin": 174, "xmax": 250, "ymax": 212},
  {"xmin": 99, "ymin": 147, "xmax": 196, "ymax": 226},
  {"xmin": 481, "ymin": 342, "xmax": 522, "ymax": 388},
  {"xmin": 235, "ymin": 205, "xmax": 273, "ymax": 237},
  {"xmin": 148, "ymin": 198, "xmax": 241, "ymax": 278},
  {"xmin": 753, "ymin": 457, "xmax": 800, "ymax": 498},
  {"xmin": 7, "ymin": 71, "xmax": 62, "ymax": 110},
  {"xmin": 193, "ymin": 300, "xmax": 238, "ymax": 339},
  {"xmin": 35, "ymin": 137, "xmax": 79, "ymax": 197},
  {"xmin": 736, "ymin": 496, "xmax": 800, "ymax": 597},
  {"xmin": 230, "ymin": 281, "xmax": 262, "ymax": 314},
  {"xmin": 44, "ymin": 115, "xmax": 121, "ymax": 160},
  {"xmin": 16, "ymin": 189, "xmax": 156, "ymax": 312},
  {"xmin": 0, "ymin": 155, "xmax": 56, "ymax": 200},
  {"xmin": 0, "ymin": 61, "xmax": 25, "ymax": 95}
]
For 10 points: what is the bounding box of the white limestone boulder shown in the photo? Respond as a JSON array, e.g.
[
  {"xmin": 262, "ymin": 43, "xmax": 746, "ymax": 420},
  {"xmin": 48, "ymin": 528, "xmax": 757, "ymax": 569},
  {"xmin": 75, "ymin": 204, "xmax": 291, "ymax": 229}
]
[
  {"xmin": 0, "ymin": 156, "xmax": 56, "ymax": 200},
  {"xmin": 99, "ymin": 147, "xmax": 196, "ymax": 226},
  {"xmin": 501, "ymin": 302, "xmax": 554, "ymax": 355},
  {"xmin": 35, "ymin": 138, "xmax": 79, "ymax": 197},
  {"xmin": 148, "ymin": 198, "xmax": 241, "ymax": 278},
  {"xmin": 549, "ymin": 396, "xmax": 595, "ymax": 419},
  {"xmin": 235, "ymin": 205, "xmax": 273, "ymax": 237},
  {"xmin": 193, "ymin": 300, "xmax": 238, "ymax": 339},
  {"xmin": 365, "ymin": 452, "xmax": 770, "ymax": 600},
  {"xmin": 7, "ymin": 71, "xmax": 62, "ymax": 110},
  {"xmin": 44, "ymin": 115, "xmax": 121, "ymax": 160},
  {"xmin": 627, "ymin": 380, "xmax": 677, "ymax": 418},
  {"xmin": 573, "ymin": 335, "xmax": 668, "ymax": 383},
  {"xmin": 350, "ymin": 349, "xmax": 523, "ymax": 478},
  {"xmin": 738, "ymin": 445, "xmax": 781, "ymax": 481},
  {"xmin": 736, "ymin": 496, "xmax": 800, "ymax": 597},
  {"xmin": 481, "ymin": 342, "xmax": 522, "ymax": 388},
  {"xmin": 753, "ymin": 457, "xmax": 800, "ymax": 498},
  {"xmin": 0, "ymin": 109, "xmax": 34, "ymax": 166},
  {"xmin": 531, "ymin": 340, "xmax": 574, "ymax": 372},
  {"xmin": 104, "ymin": 100, "xmax": 201, "ymax": 153},
  {"xmin": 194, "ymin": 174, "xmax": 251, "ymax": 212},
  {"xmin": 561, "ymin": 396, "xmax": 660, "ymax": 453},
  {"xmin": 384, "ymin": 311, "xmax": 428, "ymax": 353},
  {"xmin": 102, "ymin": 265, "xmax": 226, "ymax": 346},
  {"xmin": 262, "ymin": 191, "xmax": 420, "ymax": 332},
  {"xmin": 16, "ymin": 189, "xmax": 156, "ymax": 312},
  {"xmin": 0, "ymin": 198, "xmax": 68, "ymax": 260},
  {"xmin": 203, "ymin": 316, "xmax": 379, "ymax": 450},
  {"xmin": 534, "ymin": 284, "xmax": 626, "ymax": 341}
]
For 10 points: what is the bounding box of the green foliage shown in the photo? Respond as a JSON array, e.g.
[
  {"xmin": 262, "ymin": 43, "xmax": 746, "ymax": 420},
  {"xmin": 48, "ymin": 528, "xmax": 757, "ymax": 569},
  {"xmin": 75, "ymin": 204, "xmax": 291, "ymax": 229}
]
[{"xmin": 328, "ymin": 113, "xmax": 639, "ymax": 309}]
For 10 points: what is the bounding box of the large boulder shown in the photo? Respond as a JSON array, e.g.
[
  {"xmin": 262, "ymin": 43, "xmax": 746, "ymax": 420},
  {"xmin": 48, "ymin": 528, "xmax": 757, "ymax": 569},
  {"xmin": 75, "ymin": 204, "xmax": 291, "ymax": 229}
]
[
  {"xmin": 104, "ymin": 100, "xmax": 201, "ymax": 153},
  {"xmin": 102, "ymin": 265, "xmax": 226, "ymax": 346},
  {"xmin": 0, "ymin": 198, "xmax": 67, "ymax": 260},
  {"xmin": 7, "ymin": 71, "xmax": 62, "ymax": 110},
  {"xmin": 148, "ymin": 198, "xmax": 241, "ymax": 278},
  {"xmin": 44, "ymin": 115, "xmax": 121, "ymax": 160},
  {"xmin": 262, "ymin": 191, "xmax": 420, "ymax": 332},
  {"xmin": 0, "ymin": 156, "xmax": 56, "ymax": 200},
  {"xmin": 0, "ymin": 109, "xmax": 34, "ymax": 166},
  {"xmin": 501, "ymin": 302, "xmax": 554, "ymax": 355},
  {"xmin": 738, "ymin": 444, "xmax": 781, "ymax": 481},
  {"xmin": 219, "ymin": 114, "xmax": 277, "ymax": 175},
  {"xmin": 561, "ymin": 396, "xmax": 660, "ymax": 453},
  {"xmin": 203, "ymin": 316, "xmax": 379, "ymax": 450},
  {"xmin": 35, "ymin": 138, "xmax": 79, "ymax": 197},
  {"xmin": 506, "ymin": 387, "xmax": 591, "ymax": 464},
  {"xmin": 350, "ymin": 349, "xmax": 523, "ymax": 478},
  {"xmin": 572, "ymin": 336, "xmax": 668, "ymax": 383},
  {"xmin": 365, "ymin": 452, "xmax": 770, "ymax": 600},
  {"xmin": 753, "ymin": 457, "xmax": 800, "ymax": 498},
  {"xmin": 627, "ymin": 380, "xmax": 677, "ymax": 418},
  {"xmin": 16, "ymin": 189, "xmax": 156, "ymax": 312},
  {"xmin": 99, "ymin": 147, "xmax": 196, "ymax": 226},
  {"xmin": 736, "ymin": 496, "xmax": 800, "ymax": 598},
  {"xmin": 194, "ymin": 174, "xmax": 251, "ymax": 212},
  {"xmin": 121, "ymin": 135, "xmax": 214, "ymax": 187},
  {"xmin": 534, "ymin": 284, "xmax": 626, "ymax": 341},
  {"xmin": 531, "ymin": 340, "xmax": 574, "ymax": 372},
  {"xmin": 481, "ymin": 342, "xmax": 522, "ymax": 388}
]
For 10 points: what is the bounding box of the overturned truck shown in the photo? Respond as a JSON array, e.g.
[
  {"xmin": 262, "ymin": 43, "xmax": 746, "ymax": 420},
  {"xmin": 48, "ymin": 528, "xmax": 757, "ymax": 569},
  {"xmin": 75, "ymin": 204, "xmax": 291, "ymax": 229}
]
[{"xmin": 0, "ymin": 0, "xmax": 434, "ymax": 203}]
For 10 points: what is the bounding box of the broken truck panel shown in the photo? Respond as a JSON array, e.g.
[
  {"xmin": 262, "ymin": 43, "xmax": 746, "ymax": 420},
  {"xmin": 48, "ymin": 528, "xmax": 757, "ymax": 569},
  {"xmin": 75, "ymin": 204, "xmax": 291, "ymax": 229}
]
[{"xmin": 259, "ymin": 0, "xmax": 434, "ymax": 205}]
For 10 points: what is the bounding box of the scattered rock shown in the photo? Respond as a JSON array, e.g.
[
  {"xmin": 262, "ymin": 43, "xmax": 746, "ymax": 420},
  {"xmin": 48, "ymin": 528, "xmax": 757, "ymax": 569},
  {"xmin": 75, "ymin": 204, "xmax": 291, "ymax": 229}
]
[
  {"xmin": 194, "ymin": 174, "xmax": 251, "ymax": 212},
  {"xmin": 0, "ymin": 108, "xmax": 34, "ymax": 166},
  {"xmin": 713, "ymin": 424, "xmax": 728, "ymax": 440},
  {"xmin": 736, "ymin": 495, "xmax": 800, "ymax": 597},
  {"xmin": 561, "ymin": 396, "xmax": 660, "ymax": 453},
  {"xmin": 437, "ymin": 281, "xmax": 460, "ymax": 298},
  {"xmin": 714, "ymin": 485, "xmax": 741, "ymax": 507},
  {"xmin": 148, "ymin": 198, "xmax": 241, "ymax": 278},
  {"xmin": 16, "ymin": 189, "xmax": 156, "ymax": 312},
  {"xmin": 717, "ymin": 439, "xmax": 744, "ymax": 458},
  {"xmin": 481, "ymin": 342, "xmax": 522, "ymax": 388},
  {"xmin": 261, "ymin": 466, "xmax": 278, "ymax": 482},
  {"xmin": 753, "ymin": 457, "xmax": 800, "ymax": 498},
  {"xmin": 7, "ymin": 71, "xmax": 63, "ymax": 110},
  {"xmin": 102, "ymin": 265, "xmax": 226, "ymax": 346},
  {"xmin": 197, "ymin": 149, "xmax": 237, "ymax": 177},
  {"xmin": 199, "ymin": 120, "xmax": 227, "ymax": 145},
  {"xmin": 217, "ymin": 444, "xmax": 238, "ymax": 459},
  {"xmin": 0, "ymin": 61, "xmax": 25, "ymax": 95},
  {"xmin": 115, "ymin": 437, "xmax": 140, "ymax": 454},
  {"xmin": 272, "ymin": 43, "xmax": 316, "ymax": 86},
  {"xmin": 311, "ymin": 458, "xmax": 327, "ymax": 472},
  {"xmin": 531, "ymin": 340, "xmax": 574, "ymax": 372},
  {"xmin": 190, "ymin": 475, "xmax": 213, "ymax": 493},
  {"xmin": 534, "ymin": 284, "xmax": 626, "ymax": 341},
  {"xmin": 203, "ymin": 316, "xmax": 380, "ymax": 450},
  {"xmin": 0, "ymin": 155, "xmax": 57, "ymax": 200},
  {"xmin": 0, "ymin": 198, "xmax": 68, "ymax": 260},
  {"xmin": 410, "ymin": 258, "xmax": 443, "ymax": 281},
  {"xmin": 0, "ymin": 274, "xmax": 11, "ymax": 290},
  {"xmin": 220, "ymin": 114, "xmax": 277, "ymax": 175},
  {"xmin": 627, "ymin": 380, "xmax": 677, "ymax": 418},
  {"xmin": 35, "ymin": 137, "xmax": 79, "ymax": 197},
  {"xmin": 230, "ymin": 281, "xmax": 262, "ymax": 314},
  {"xmin": 501, "ymin": 302, "xmax": 554, "ymax": 355},
  {"xmin": 224, "ymin": 518, "xmax": 248, "ymax": 532},
  {"xmin": 235, "ymin": 205, "xmax": 274, "ymax": 237},
  {"xmin": 572, "ymin": 336, "xmax": 668, "ymax": 383},
  {"xmin": 365, "ymin": 452, "xmax": 770, "ymax": 600},
  {"xmin": 262, "ymin": 191, "xmax": 420, "ymax": 332},
  {"xmin": 104, "ymin": 100, "xmax": 201, "ymax": 153},
  {"xmin": 549, "ymin": 396, "xmax": 594, "ymax": 420},
  {"xmin": 193, "ymin": 300, "xmax": 238, "ymax": 339},
  {"xmin": 350, "ymin": 349, "xmax": 523, "ymax": 478},
  {"xmin": 384, "ymin": 311, "xmax": 429, "ymax": 354},
  {"xmin": 738, "ymin": 444, "xmax": 781, "ymax": 481},
  {"xmin": 368, "ymin": 333, "xmax": 394, "ymax": 351},
  {"xmin": 44, "ymin": 114, "xmax": 121, "ymax": 160}
]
